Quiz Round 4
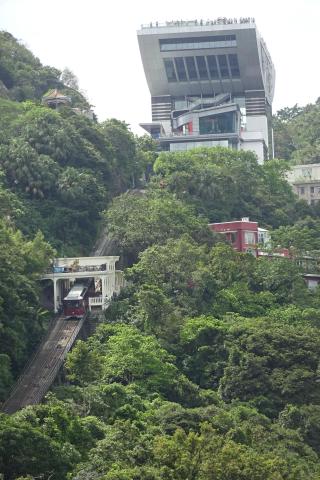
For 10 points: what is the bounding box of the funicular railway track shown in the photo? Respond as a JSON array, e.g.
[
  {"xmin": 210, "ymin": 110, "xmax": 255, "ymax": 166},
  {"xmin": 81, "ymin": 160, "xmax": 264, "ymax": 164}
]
[
  {"xmin": 2, "ymin": 315, "xmax": 86, "ymax": 414},
  {"xmin": 2, "ymin": 238, "xmax": 118, "ymax": 414}
]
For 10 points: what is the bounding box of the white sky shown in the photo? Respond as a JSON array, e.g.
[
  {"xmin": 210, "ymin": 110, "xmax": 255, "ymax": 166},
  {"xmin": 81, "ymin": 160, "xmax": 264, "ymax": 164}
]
[{"xmin": 1, "ymin": 0, "xmax": 319, "ymax": 134}]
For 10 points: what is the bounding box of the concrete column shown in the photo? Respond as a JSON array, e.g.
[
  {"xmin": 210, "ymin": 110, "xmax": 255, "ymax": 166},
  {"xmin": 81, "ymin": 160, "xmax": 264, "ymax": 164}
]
[
  {"xmin": 101, "ymin": 276, "xmax": 107, "ymax": 310},
  {"xmin": 53, "ymin": 278, "xmax": 58, "ymax": 313}
]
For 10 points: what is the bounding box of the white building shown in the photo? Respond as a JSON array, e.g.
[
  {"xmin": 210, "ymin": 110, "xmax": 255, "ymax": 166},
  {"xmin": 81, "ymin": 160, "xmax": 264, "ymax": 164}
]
[
  {"xmin": 287, "ymin": 164, "xmax": 320, "ymax": 205},
  {"xmin": 42, "ymin": 256, "xmax": 124, "ymax": 313}
]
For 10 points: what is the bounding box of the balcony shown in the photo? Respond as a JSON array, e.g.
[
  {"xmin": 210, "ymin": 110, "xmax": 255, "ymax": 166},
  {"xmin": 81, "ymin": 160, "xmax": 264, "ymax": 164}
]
[{"xmin": 89, "ymin": 296, "xmax": 103, "ymax": 307}]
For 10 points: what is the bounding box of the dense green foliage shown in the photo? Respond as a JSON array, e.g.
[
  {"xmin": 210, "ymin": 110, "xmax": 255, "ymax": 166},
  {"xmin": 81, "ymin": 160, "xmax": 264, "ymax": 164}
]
[
  {"xmin": 0, "ymin": 98, "xmax": 146, "ymax": 254},
  {"xmin": 273, "ymin": 99, "xmax": 320, "ymax": 163},
  {"xmin": 152, "ymin": 148, "xmax": 308, "ymax": 227},
  {"xmin": 0, "ymin": 216, "xmax": 54, "ymax": 399},
  {"xmin": 1, "ymin": 31, "xmax": 320, "ymax": 480},
  {"xmin": 0, "ymin": 34, "xmax": 148, "ymax": 397}
]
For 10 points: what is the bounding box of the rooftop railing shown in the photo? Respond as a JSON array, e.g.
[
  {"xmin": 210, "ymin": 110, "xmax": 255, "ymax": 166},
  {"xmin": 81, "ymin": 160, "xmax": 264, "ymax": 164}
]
[
  {"xmin": 140, "ymin": 17, "xmax": 255, "ymax": 29},
  {"xmin": 45, "ymin": 264, "xmax": 108, "ymax": 274}
]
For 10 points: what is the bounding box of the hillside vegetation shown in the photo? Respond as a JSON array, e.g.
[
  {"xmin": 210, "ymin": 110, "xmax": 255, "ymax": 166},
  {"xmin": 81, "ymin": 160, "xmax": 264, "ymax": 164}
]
[
  {"xmin": 1, "ymin": 31, "xmax": 320, "ymax": 480},
  {"xmin": 273, "ymin": 99, "xmax": 320, "ymax": 164}
]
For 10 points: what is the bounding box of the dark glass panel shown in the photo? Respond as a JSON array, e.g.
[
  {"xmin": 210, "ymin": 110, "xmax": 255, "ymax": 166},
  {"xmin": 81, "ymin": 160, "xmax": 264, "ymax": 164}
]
[
  {"xmin": 159, "ymin": 35, "xmax": 236, "ymax": 51},
  {"xmin": 185, "ymin": 56, "xmax": 198, "ymax": 80},
  {"xmin": 199, "ymin": 111, "xmax": 235, "ymax": 134},
  {"xmin": 228, "ymin": 54, "xmax": 240, "ymax": 77},
  {"xmin": 163, "ymin": 59, "xmax": 177, "ymax": 82},
  {"xmin": 196, "ymin": 56, "xmax": 208, "ymax": 79},
  {"xmin": 218, "ymin": 55, "xmax": 230, "ymax": 78},
  {"xmin": 174, "ymin": 57, "xmax": 187, "ymax": 81},
  {"xmin": 206, "ymin": 55, "xmax": 219, "ymax": 79}
]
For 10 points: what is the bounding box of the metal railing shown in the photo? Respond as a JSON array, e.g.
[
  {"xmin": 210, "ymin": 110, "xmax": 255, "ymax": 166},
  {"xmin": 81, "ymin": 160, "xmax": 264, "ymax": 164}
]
[
  {"xmin": 140, "ymin": 18, "xmax": 255, "ymax": 29},
  {"xmin": 89, "ymin": 296, "xmax": 103, "ymax": 305}
]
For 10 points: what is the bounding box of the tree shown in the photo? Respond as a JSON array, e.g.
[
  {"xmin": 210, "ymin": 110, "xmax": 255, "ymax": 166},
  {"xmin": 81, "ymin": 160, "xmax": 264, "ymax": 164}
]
[
  {"xmin": 271, "ymin": 216, "xmax": 320, "ymax": 252},
  {"xmin": 0, "ymin": 138, "xmax": 59, "ymax": 197},
  {"xmin": 273, "ymin": 100, "xmax": 320, "ymax": 164},
  {"xmin": 178, "ymin": 316, "xmax": 229, "ymax": 389},
  {"xmin": 127, "ymin": 235, "xmax": 216, "ymax": 315},
  {"xmin": 101, "ymin": 119, "xmax": 138, "ymax": 193},
  {"xmin": 0, "ymin": 31, "xmax": 61, "ymax": 101},
  {"xmin": 66, "ymin": 324, "xmax": 179, "ymax": 396},
  {"xmin": 0, "ymin": 219, "xmax": 54, "ymax": 398},
  {"xmin": 219, "ymin": 319, "xmax": 320, "ymax": 415},
  {"xmin": 152, "ymin": 147, "xmax": 307, "ymax": 227},
  {"xmin": 105, "ymin": 192, "xmax": 212, "ymax": 265},
  {"xmin": 0, "ymin": 414, "xmax": 80, "ymax": 480},
  {"xmin": 61, "ymin": 67, "xmax": 79, "ymax": 91}
]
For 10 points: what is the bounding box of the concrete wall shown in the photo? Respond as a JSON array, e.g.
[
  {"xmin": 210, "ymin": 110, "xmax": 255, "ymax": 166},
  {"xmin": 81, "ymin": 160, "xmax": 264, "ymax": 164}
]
[
  {"xmin": 287, "ymin": 164, "xmax": 320, "ymax": 205},
  {"xmin": 240, "ymin": 139, "xmax": 264, "ymax": 164}
]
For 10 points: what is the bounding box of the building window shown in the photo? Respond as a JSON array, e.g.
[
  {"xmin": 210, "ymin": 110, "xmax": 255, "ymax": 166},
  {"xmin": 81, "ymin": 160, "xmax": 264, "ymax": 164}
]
[
  {"xmin": 196, "ymin": 56, "xmax": 209, "ymax": 79},
  {"xmin": 185, "ymin": 56, "xmax": 198, "ymax": 80},
  {"xmin": 199, "ymin": 111, "xmax": 236, "ymax": 134},
  {"xmin": 218, "ymin": 55, "xmax": 229, "ymax": 78},
  {"xmin": 228, "ymin": 54, "xmax": 240, "ymax": 77},
  {"xmin": 300, "ymin": 187, "xmax": 305, "ymax": 194},
  {"xmin": 245, "ymin": 231, "xmax": 256, "ymax": 244},
  {"xmin": 174, "ymin": 57, "xmax": 187, "ymax": 81},
  {"xmin": 159, "ymin": 35, "xmax": 237, "ymax": 52},
  {"xmin": 230, "ymin": 232, "xmax": 237, "ymax": 243},
  {"xmin": 302, "ymin": 168, "xmax": 312, "ymax": 178},
  {"xmin": 310, "ymin": 186, "xmax": 315, "ymax": 193},
  {"xmin": 163, "ymin": 59, "xmax": 177, "ymax": 82},
  {"xmin": 206, "ymin": 55, "xmax": 219, "ymax": 79}
]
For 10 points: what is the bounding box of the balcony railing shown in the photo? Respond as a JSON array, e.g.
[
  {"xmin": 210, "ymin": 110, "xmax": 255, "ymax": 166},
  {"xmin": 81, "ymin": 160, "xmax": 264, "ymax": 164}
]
[
  {"xmin": 45, "ymin": 264, "xmax": 108, "ymax": 274},
  {"xmin": 89, "ymin": 296, "xmax": 103, "ymax": 306}
]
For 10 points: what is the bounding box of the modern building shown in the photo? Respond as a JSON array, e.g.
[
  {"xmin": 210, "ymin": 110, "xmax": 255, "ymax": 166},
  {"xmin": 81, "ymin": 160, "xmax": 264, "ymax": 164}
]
[
  {"xmin": 287, "ymin": 164, "xmax": 320, "ymax": 205},
  {"xmin": 137, "ymin": 17, "xmax": 275, "ymax": 163}
]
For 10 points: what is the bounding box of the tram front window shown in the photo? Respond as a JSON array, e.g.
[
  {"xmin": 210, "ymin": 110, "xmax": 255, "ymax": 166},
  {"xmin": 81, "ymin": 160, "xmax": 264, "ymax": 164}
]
[{"xmin": 65, "ymin": 300, "xmax": 81, "ymax": 308}]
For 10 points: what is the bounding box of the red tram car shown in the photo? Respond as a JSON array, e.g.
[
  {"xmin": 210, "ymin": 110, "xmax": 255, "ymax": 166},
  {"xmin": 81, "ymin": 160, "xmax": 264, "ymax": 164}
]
[{"xmin": 63, "ymin": 282, "xmax": 90, "ymax": 319}]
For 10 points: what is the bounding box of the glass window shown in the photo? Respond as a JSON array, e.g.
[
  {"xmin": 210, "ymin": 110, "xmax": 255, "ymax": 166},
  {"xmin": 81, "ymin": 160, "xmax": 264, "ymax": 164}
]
[
  {"xmin": 300, "ymin": 187, "xmax": 305, "ymax": 194},
  {"xmin": 199, "ymin": 111, "xmax": 236, "ymax": 134},
  {"xmin": 230, "ymin": 232, "xmax": 237, "ymax": 243},
  {"xmin": 311, "ymin": 186, "xmax": 315, "ymax": 193},
  {"xmin": 174, "ymin": 57, "xmax": 187, "ymax": 81},
  {"xmin": 302, "ymin": 168, "xmax": 312, "ymax": 178},
  {"xmin": 174, "ymin": 98, "xmax": 188, "ymax": 110},
  {"xmin": 206, "ymin": 55, "xmax": 219, "ymax": 79},
  {"xmin": 185, "ymin": 57, "xmax": 198, "ymax": 80},
  {"xmin": 196, "ymin": 56, "xmax": 208, "ymax": 79},
  {"xmin": 228, "ymin": 54, "xmax": 240, "ymax": 77},
  {"xmin": 159, "ymin": 35, "xmax": 237, "ymax": 51},
  {"xmin": 163, "ymin": 59, "xmax": 177, "ymax": 82},
  {"xmin": 218, "ymin": 55, "xmax": 229, "ymax": 78},
  {"xmin": 245, "ymin": 231, "xmax": 256, "ymax": 244}
]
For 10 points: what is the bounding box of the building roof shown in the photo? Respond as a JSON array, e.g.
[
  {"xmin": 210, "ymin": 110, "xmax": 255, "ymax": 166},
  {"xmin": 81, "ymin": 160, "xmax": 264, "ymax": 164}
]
[
  {"xmin": 42, "ymin": 89, "xmax": 71, "ymax": 105},
  {"xmin": 137, "ymin": 18, "xmax": 275, "ymax": 104}
]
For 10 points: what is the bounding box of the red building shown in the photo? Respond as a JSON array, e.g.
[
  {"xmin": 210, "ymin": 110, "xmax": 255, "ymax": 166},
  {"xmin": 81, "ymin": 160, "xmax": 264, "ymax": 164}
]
[{"xmin": 209, "ymin": 217, "xmax": 259, "ymax": 255}]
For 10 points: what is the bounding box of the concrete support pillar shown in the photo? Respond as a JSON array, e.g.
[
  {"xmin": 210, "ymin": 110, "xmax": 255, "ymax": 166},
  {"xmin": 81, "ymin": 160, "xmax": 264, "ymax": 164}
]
[
  {"xmin": 53, "ymin": 278, "xmax": 58, "ymax": 313},
  {"xmin": 101, "ymin": 276, "xmax": 107, "ymax": 310}
]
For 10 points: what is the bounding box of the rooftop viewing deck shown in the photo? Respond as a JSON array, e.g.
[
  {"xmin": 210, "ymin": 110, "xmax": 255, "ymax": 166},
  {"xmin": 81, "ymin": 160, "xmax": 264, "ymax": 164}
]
[{"xmin": 140, "ymin": 17, "xmax": 256, "ymax": 29}]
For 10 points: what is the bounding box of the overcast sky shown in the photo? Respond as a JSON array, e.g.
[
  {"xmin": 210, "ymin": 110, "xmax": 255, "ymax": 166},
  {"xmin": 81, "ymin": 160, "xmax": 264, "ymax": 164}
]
[{"xmin": 1, "ymin": 0, "xmax": 319, "ymax": 134}]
